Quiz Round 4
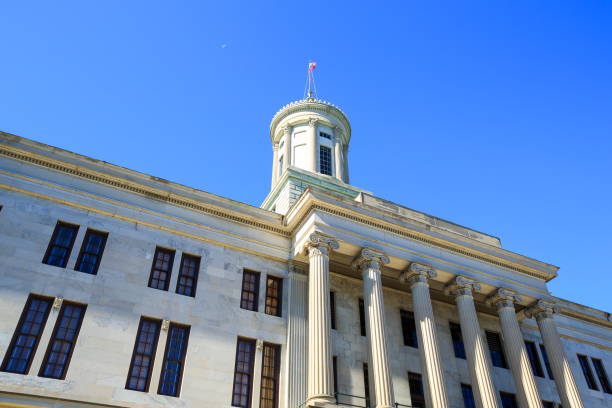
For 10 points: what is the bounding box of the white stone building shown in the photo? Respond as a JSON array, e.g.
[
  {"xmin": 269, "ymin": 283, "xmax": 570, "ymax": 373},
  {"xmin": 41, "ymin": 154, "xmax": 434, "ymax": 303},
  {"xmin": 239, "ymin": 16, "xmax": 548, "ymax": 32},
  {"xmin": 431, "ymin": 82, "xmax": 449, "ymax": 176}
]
[{"xmin": 0, "ymin": 95, "xmax": 610, "ymax": 408}]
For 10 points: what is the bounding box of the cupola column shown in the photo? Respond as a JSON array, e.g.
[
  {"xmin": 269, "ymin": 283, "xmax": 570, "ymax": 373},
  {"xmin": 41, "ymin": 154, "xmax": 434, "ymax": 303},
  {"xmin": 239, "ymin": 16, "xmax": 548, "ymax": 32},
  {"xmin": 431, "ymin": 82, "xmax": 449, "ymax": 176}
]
[
  {"xmin": 333, "ymin": 127, "xmax": 344, "ymax": 182},
  {"xmin": 525, "ymin": 300, "xmax": 585, "ymax": 408},
  {"xmin": 304, "ymin": 232, "xmax": 338, "ymax": 406},
  {"xmin": 282, "ymin": 125, "xmax": 292, "ymax": 173},
  {"xmin": 353, "ymin": 248, "xmax": 395, "ymax": 408},
  {"xmin": 446, "ymin": 276, "xmax": 501, "ymax": 408},
  {"xmin": 271, "ymin": 142, "xmax": 279, "ymax": 187},
  {"xmin": 307, "ymin": 118, "xmax": 318, "ymax": 173},
  {"xmin": 400, "ymin": 263, "xmax": 449, "ymax": 408}
]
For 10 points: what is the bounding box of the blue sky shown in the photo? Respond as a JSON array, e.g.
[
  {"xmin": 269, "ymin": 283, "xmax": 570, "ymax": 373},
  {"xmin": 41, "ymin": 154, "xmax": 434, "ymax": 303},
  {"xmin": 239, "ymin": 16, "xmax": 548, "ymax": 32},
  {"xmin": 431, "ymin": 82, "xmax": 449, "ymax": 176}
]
[{"xmin": 1, "ymin": 1, "xmax": 610, "ymax": 311}]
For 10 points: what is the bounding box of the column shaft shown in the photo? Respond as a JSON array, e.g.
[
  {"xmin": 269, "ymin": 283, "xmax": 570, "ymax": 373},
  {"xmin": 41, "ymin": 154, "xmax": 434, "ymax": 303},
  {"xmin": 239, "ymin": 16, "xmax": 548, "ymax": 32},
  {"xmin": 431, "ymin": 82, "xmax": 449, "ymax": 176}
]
[
  {"xmin": 285, "ymin": 268, "xmax": 308, "ymax": 407},
  {"xmin": 307, "ymin": 119, "xmax": 318, "ymax": 173},
  {"xmin": 271, "ymin": 143, "xmax": 279, "ymax": 187},
  {"xmin": 334, "ymin": 135, "xmax": 343, "ymax": 181},
  {"xmin": 283, "ymin": 126, "xmax": 292, "ymax": 172}
]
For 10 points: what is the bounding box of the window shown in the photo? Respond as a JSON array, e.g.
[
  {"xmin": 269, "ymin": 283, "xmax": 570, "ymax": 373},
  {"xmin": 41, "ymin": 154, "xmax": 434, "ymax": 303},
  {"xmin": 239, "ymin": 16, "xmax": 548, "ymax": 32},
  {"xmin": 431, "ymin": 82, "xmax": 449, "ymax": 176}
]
[
  {"xmin": 591, "ymin": 358, "xmax": 611, "ymax": 394},
  {"xmin": 148, "ymin": 247, "xmax": 175, "ymax": 291},
  {"xmin": 1, "ymin": 295, "xmax": 53, "ymax": 374},
  {"xmin": 75, "ymin": 229, "xmax": 107, "ymax": 274},
  {"xmin": 400, "ymin": 310, "xmax": 418, "ymax": 348},
  {"xmin": 486, "ymin": 331, "xmax": 508, "ymax": 368},
  {"xmin": 539, "ymin": 344, "xmax": 554, "ymax": 379},
  {"xmin": 542, "ymin": 401, "xmax": 555, "ymax": 408},
  {"xmin": 265, "ymin": 276, "xmax": 282, "ymax": 317},
  {"xmin": 362, "ymin": 363, "xmax": 370, "ymax": 407},
  {"xmin": 158, "ymin": 323, "xmax": 190, "ymax": 397},
  {"xmin": 525, "ymin": 341, "xmax": 544, "ymax": 377},
  {"xmin": 232, "ymin": 338, "xmax": 256, "ymax": 407},
  {"xmin": 260, "ymin": 343, "xmax": 281, "ymax": 408},
  {"xmin": 240, "ymin": 270, "xmax": 260, "ymax": 311},
  {"xmin": 39, "ymin": 302, "xmax": 86, "ymax": 379},
  {"xmin": 320, "ymin": 131, "xmax": 332, "ymax": 140},
  {"xmin": 126, "ymin": 318, "xmax": 161, "ymax": 392},
  {"xmin": 43, "ymin": 222, "xmax": 79, "ymax": 268},
  {"xmin": 332, "ymin": 356, "xmax": 338, "ymax": 395},
  {"xmin": 408, "ymin": 372, "xmax": 425, "ymax": 408},
  {"xmin": 358, "ymin": 298, "xmax": 366, "ymax": 337},
  {"xmin": 330, "ymin": 291, "xmax": 337, "ymax": 330},
  {"xmin": 461, "ymin": 384, "xmax": 476, "ymax": 408},
  {"xmin": 450, "ymin": 322, "xmax": 466, "ymax": 359},
  {"xmin": 577, "ymin": 354, "xmax": 599, "ymax": 390},
  {"xmin": 500, "ymin": 392, "xmax": 518, "ymax": 408},
  {"xmin": 176, "ymin": 254, "xmax": 200, "ymax": 297},
  {"xmin": 319, "ymin": 146, "xmax": 332, "ymax": 176}
]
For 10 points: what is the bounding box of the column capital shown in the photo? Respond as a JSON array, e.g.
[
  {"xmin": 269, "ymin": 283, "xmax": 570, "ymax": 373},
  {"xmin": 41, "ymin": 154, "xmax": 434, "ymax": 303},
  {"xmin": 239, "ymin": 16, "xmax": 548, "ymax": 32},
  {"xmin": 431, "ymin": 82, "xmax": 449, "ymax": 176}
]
[
  {"xmin": 52, "ymin": 297, "xmax": 63, "ymax": 310},
  {"xmin": 400, "ymin": 262, "xmax": 437, "ymax": 287},
  {"xmin": 524, "ymin": 299, "xmax": 559, "ymax": 321},
  {"xmin": 281, "ymin": 125, "xmax": 292, "ymax": 134},
  {"xmin": 308, "ymin": 117, "xmax": 319, "ymax": 127},
  {"xmin": 486, "ymin": 288, "xmax": 523, "ymax": 310},
  {"xmin": 273, "ymin": 142, "xmax": 279, "ymax": 151},
  {"xmin": 303, "ymin": 232, "xmax": 339, "ymax": 256},
  {"xmin": 445, "ymin": 275, "xmax": 481, "ymax": 297},
  {"xmin": 352, "ymin": 247, "xmax": 389, "ymax": 271}
]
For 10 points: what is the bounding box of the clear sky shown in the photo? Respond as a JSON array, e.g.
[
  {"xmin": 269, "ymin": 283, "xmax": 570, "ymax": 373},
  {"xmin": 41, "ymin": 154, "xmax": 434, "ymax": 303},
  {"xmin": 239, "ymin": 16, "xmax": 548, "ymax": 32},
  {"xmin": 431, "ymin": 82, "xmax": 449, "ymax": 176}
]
[{"xmin": 1, "ymin": 2, "xmax": 610, "ymax": 311}]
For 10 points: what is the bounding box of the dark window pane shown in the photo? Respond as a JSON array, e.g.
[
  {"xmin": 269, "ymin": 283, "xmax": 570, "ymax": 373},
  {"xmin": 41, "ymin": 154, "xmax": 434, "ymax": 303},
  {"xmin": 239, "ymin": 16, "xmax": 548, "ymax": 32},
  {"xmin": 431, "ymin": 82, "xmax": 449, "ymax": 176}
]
[
  {"xmin": 176, "ymin": 254, "xmax": 200, "ymax": 297},
  {"xmin": 461, "ymin": 384, "xmax": 476, "ymax": 408},
  {"xmin": 148, "ymin": 248, "xmax": 175, "ymax": 291},
  {"xmin": 75, "ymin": 229, "xmax": 108, "ymax": 274},
  {"xmin": 126, "ymin": 318, "xmax": 161, "ymax": 391},
  {"xmin": 260, "ymin": 343, "xmax": 280, "ymax": 408},
  {"xmin": 577, "ymin": 354, "xmax": 599, "ymax": 390},
  {"xmin": 332, "ymin": 356, "xmax": 338, "ymax": 396},
  {"xmin": 264, "ymin": 276, "xmax": 282, "ymax": 317},
  {"xmin": 525, "ymin": 341, "xmax": 544, "ymax": 377},
  {"xmin": 319, "ymin": 146, "xmax": 332, "ymax": 176},
  {"xmin": 1, "ymin": 295, "xmax": 53, "ymax": 374},
  {"xmin": 158, "ymin": 323, "xmax": 190, "ymax": 397},
  {"xmin": 591, "ymin": 358, "xmax": 611, "ymax": 394},
  {"xmin": 450, "ymin": 322, "xmax": 466, "ymax": 359},
  {"xmin": 362, "ymin": 363, "xmax": 370, "ymax": 407},
  {"xmin": 359, "ymin": 298, "xmax": 366, "ymax": 337},
  {"xmin": 539, "ymin": 344, "xmax": 554, "ymax": 379},
  {"xmin": 43, "ymin": 222, "xmax": 79, "ymax": 268},
  {"xmin": 39, "ymin": 302, "xmax": 86, "ymax": 379},
  {"xmin": 486, "ymin": 331, "xmax": 508, "ymax": 368},
  {"xmin": 408, "ymin": 372, "xmax": 425, "ymax": 408},
  {"xmin": 542, "ymin": 401, "xmax": 555, "ymax": 408},
  {"xmin": 500, "ymin": 392, "xmax": 518, "ymax": 408},
  {"xmin": 232, "ymin": 338, "xmax": 256, "ymax": 407},
  {"xmin": 319, "ymin": 132, "xmax": 332, "ymax": 140},
  {"xmin": 330, "ymin": 291, "xmax": 337, "ymax": 330},
  {"xmin": 400, "ymin": 310, "xmax": 418, "ymax": 348},
  {"xmin": 240, "ymin": 270, "xmax": 260, "ymax": 311}
]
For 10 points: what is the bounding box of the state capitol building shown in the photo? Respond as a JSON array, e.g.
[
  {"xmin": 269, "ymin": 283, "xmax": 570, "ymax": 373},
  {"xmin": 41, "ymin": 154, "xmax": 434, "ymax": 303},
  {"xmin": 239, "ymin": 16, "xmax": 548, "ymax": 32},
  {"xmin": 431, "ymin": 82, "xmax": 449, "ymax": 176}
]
[{"xmin": 0, "ymin": 92, "xmax": 610, "ymax": 408}]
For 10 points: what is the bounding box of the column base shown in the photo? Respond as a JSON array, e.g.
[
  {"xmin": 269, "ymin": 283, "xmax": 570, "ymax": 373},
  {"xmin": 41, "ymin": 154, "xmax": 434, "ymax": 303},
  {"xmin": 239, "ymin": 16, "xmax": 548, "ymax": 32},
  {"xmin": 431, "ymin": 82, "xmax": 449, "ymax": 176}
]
[{"xmin": 306, "ymin": 395, "xmax": 336, "ymax": 407}]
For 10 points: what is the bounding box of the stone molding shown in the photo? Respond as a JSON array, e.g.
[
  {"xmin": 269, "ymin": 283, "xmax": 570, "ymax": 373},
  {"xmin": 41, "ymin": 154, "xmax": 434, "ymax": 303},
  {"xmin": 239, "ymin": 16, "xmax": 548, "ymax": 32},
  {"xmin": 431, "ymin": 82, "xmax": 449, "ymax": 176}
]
[
  {"xmin": 399, "ymin": 262, "xmax": 437, "ymax": 287},
  {"xmin": 525, "ymin": 299, "xmax": 559, "ymax": 321},
  {"xmin": 445, "ymin": 275, "xmax": 481, "ymax": 297},
  {"xmin": 486, "ymin": 288, "xmax": 523, "ymax": 310},
  {"xmin": 351, "ymin": 247, "xmax": 390, "ymax": 271}
]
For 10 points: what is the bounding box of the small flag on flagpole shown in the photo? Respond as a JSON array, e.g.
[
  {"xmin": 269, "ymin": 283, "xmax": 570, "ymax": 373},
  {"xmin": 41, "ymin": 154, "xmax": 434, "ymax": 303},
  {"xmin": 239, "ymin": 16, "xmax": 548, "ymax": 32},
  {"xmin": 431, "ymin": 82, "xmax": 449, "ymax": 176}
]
[{"xmin": 308, "ymin": 62, "xmax": 317, "ymax": 72}]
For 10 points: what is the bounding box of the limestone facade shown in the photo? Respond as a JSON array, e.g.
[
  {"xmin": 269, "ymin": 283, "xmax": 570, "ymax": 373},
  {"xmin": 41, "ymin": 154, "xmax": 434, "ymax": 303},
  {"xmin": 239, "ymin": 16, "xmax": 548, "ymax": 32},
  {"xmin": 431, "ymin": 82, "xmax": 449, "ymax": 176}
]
[{"xmin": 0, "ymin": 95, "xmax": 610, "ymax": 408}]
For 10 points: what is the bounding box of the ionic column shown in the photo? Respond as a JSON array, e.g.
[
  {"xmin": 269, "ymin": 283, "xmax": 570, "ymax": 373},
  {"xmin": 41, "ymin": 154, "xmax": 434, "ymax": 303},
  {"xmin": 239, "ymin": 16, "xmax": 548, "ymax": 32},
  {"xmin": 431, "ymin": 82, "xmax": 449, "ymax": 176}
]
[
  {"xmin": 333, "ymin": 128, "xmax": 344, "ymax": 182},
  {"xmin": 271, "ymin": 142, "xmax": 279, "ymax": 187},
  {"xmin": 400, "ymin": 263, "xmax": 449, "ymax": 408},
  {"xmin": 283, "ymin": 125, "xmax": 292, "ymax": 172},
  {"xmin": 304, "ymin": 232, "xmax": 338, "ymax": 406},
  {"xmin": 307, "ymin": 118, "xmax": 318, "ymax": 173},
  {"xmin": 525, "ymin": 300, "xmax": 585, "ymax": 408},
  {"xmin": 353, "ymin": 248, "xmax": 394, "ymax": 408},
  {"xmin": 446, "ymin": 276, "xmax": 501, "ymax": 408},
  {"xmin": 487, "ymin": 289, "xmax": 543, "ymax": 408}
]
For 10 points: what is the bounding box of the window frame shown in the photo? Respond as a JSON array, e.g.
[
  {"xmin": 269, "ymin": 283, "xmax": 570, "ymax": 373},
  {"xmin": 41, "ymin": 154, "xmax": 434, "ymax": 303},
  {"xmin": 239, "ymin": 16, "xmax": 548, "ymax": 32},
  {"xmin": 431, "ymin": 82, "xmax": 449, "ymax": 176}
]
[
  {"xmin": 591, "ymin": 357, "xmax": 611, "ymax": 394},
  {"xmin": 175, "ymin": 253, "xmax": 201, "ymax": 297},
  {"xmin": 38, "ymin": 301, "xmax": 87, "ymax": 379},
  {"xmin": 231, "ymin": 337, "xmax": 257, "ymax": 408},
  {"xmin": 524, "ymin": 340, "xmax": 544, "ymax": 377},
  {"xmin": 332, "ymin": 355, "xmax": 338, "ymax": 396},
  {"xmin": 358, "ymin": 298, "xmax": 366, "ymax": 337},
  {"xmin": 319, "ymin": 145, "xmax": 333, "ymax": 176},
  {"xmin": 330, "ymin": 291, "xmax": 337, "ymax": 330},
  {"xmin": 461, "ymin": 383, "xmax": 476, "ymax": 408},
  {"xmin": 449, "ymin": 321, "xmax": 466, "ymax": 359},
  {"xmin": 158, "ymin": 323, "xmax": 190, "ymax": 397},
  {"xmin": 577, "ymin": 354, "xmax": 599, "ymax": 390},
  {"xmin": 499, "ymin": 391, "xmax": 518, "ymax": 408},
  {"xmin": 485, "ymin": 330, "xmax": 508, "ymax": 369},
  {"xmin": 240, "ymin": 269, "xmax": 261, "ymax": 312},
  {"xmin": 42, "ymin": 221, "xmax": 79, "ymax": 268},
  {"xmin": 259, "ymin": 342, "xmax": 281, "ymax": 408},
  {"xmin": 539, "ymin": 344, "xmax": 554, "ymax": 379},
  {"xmin": 264, "ymin": 275, "xmax": 283, "ymax": 317},
  {"xmin": 125, "ymin": 317, "xmax": 161, "ymax": 392},
  {"xmin": 147, "ymin": 247, "xmax": 176, "ymax": 291},
  {"xmin": 400, "ymin": 309, "xmax": 418, "ymax": 348},
  {"xmin": 74, "ymin": 228, "xmax": 108, "ymax": 275},
  {"xmin": 408, "ymin": 371, "xmax": 426, "ymax": 408},
  {"xmin": 362, "ymin": 362, "xmax": 370, "ymax": 407}
]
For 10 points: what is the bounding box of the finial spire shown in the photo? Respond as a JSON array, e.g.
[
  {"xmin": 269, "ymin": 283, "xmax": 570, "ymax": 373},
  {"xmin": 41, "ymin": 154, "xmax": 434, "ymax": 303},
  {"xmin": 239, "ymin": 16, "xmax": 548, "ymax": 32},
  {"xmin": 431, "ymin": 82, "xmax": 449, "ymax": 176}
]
[{"xmin": 305, "ymin": 62, "xmax": 317, "ymax": 100}]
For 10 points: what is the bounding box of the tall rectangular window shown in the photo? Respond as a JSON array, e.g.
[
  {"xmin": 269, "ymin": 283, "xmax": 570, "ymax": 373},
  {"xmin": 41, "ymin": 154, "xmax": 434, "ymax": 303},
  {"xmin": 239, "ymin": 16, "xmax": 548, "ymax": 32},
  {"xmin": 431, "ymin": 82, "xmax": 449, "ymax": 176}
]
[
  {"xmin": 362, "ymin": 363, "xmax": 370, "ymax": 407},
  {"xmin": 486, "ymin": 331, "xmax": 508, "ymax": 368},
  {"xmin": 39, "ymin": 302, "xmax": 86, "ymax": 379},
  {"xmin": 260, "ymin": 343, "xmax": 281, "ymax": 408},
  {"xmin": 541, "ymin": 401, "xmax": 554, "ymax": 408},
  {"xmin": 577, "ymin": 354, "xmax": 598, "ymax": 390},
  {"xmin": 75, "ymin": 229, "xmax": 108, "ymax": 274},
  {"xmin": 158, "ymin": 323, "xmax": 190, "ymax": 397},
  {"xmin": 240, "ymin": 270, "xmax": 260, "ymax": 311},
  {"xmin": 330, "ymin": 292, "xmax": 337, "ymax": 330},
  {"xmin": 319, "ymin": 146, "xmax": 332, "ymax": 176},
  {"xmin": 1, "ymin": 295, "xmax": 53, "ymax": 374},
  {"xmin": 358, "ymin": 298, "xmax": 366, "ymax": 337},
  {"xmin": 524, "ymin": 341, "xmax": 544, "ymax": 377},
  {"xmin": 539, "ymin": 344, "xmax": 554, "ymax": 379},
  {"xmin": 148, "ymin": 247, "xmax": 175, "ymax": 291},
  {"xmin": 591, "ymin": 357, "xmax": 611, "ymax": 394},
  {"xmin": 126, "ymin": 318, "xmax": 161, "ymax": 392},
  {"xmin": 332, "ymin": 356, "xmax": 338, "ymax": 396},
  {"xmin": 43, "ymin": 222, "xmax": 79, "ymax": 268},
  {"xmin": 461, "ymin": 384, "xmax": 476, "ymax": 408},
  {"xmin": 500, "ymin": 392, "xmax": 518, "ymax": 408},
  {"xmin": 400, "ymin": 310, "xmax": 418, "ymax": 348},
  {"xmin": 176, "ymin": 254, "xmax": 200, "ymax": 297},
  {"xmin": 232, "ymin": 338, "xmax": 256, "ymax": 408},
  {"xmin": 450, "ymin": 322, "xmax": 466, "ymax": 359},
  {"xmin": 265, "ymin": 276, "xmax": 282, "ymax": 317},
  {"xmin": 408, "ymin": 372, "xmax": 425, "ymax": 408}
]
